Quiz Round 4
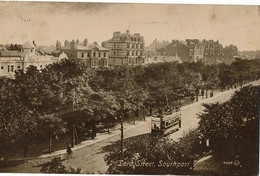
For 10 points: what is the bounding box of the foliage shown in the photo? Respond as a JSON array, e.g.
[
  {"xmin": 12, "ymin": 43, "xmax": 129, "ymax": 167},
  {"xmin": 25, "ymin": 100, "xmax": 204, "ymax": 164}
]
[
  {"xmin": 104, "ymin": 134, "xmax": 193, "ymax": 174},
  {"xmin": 1, "ymin": 56, "xmax": 260, "ymax": 157},
  {"xmin": 0, "ymin": 77, "xmax": 39, "ymax": 156},
  {"xmin": 198, "ymin": 85, "xmax": 259, "ymax": 174},
  {"xmin": 40, "ymin": 157, "xmax": 81, "ymax": 174}
]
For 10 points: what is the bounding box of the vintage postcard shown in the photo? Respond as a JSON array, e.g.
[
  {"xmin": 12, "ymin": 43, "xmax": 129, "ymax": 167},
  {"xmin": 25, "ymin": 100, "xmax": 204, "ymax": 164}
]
[{"xmin": 0, "ymin": 1, "xmax": 259, "ymax": 175}]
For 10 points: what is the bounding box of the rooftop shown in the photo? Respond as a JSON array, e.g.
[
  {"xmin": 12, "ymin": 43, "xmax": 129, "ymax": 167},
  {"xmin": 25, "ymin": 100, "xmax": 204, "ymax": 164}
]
[
  {"xmin": 22, "ymin": 41, "xmax": 35, "ymax": 49},
  {"xmin": 0, "ymin": 50, "xmax": 24, "ymax": 57}
]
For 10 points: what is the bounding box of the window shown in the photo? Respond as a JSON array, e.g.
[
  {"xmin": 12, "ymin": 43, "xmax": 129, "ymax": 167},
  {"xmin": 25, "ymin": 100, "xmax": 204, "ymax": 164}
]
[
  {"xmin": 40, "ymin": 65, "xmax": 42, "ymax": 68},
  {"xmin": 17, "ymin": 65, "xmax": 20, "ymax": 69},
  {"xmin": 104, "ymin": 53, "xmax": 106, "ymax": 57},
  {"xmin": 94, "ymin": 52, "xmax": 96, "ymax": 57},
  {"xmin": 1, "ymin": 66, "xmax": 4, "ymax": 70},
  {"xmin": 11, "ymin": 65, "xmax": 14, "ymax": 72},
  {"xmin": 81, "ymin": 52, "xmax": 84, "ymax": 57},
  {"xmin": 8, "ymin": 65, "xmax": 10, "ymax": 72},
  {"xmin": 87, "ymin": 52, "xmax": 90, "ymax": 57},
  {"xmin": 99, "ymin": 53, "xmax": 101, "ymax": 57}
]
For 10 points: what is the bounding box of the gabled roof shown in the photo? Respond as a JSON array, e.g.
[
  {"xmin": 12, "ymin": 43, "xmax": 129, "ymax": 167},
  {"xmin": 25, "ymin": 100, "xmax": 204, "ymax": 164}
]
[{"xmin": 37, "ymin": 46, "xmax": 56, "ymax": 55}]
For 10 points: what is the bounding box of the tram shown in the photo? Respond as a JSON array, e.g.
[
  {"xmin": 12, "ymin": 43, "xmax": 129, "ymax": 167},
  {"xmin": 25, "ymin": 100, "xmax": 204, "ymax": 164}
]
[{"xmin": 151, "ymin": 106, "xmax": 181, "ymax": 136}]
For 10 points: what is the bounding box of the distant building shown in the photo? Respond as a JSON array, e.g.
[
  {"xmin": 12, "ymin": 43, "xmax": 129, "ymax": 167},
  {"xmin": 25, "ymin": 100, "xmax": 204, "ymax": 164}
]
[
  {"xmin": 163, "ymin": 40, "xmax": 192, "ymax": 62},
  {"xmin": 144, "ymin": 54, "xmax": 182, "ymax": 64},
  {"xmin": 201, "ymin": 39, "xmax": 224, "ymax": 64},
  {"xmin": 185, "ymin": 39, "xmax": 204, "ymax": 62},
  {"xmin": 54, "ymin": 39, "xmax": 109, "ymax": 67},
  {"xmin": 158, "ymin": 39, "xmax": 224, "ymax": 64},
  {"xmin": 0, "ymin": 41, "xmax": 61, "ymax": 77},
  {"xmin": 102, "ymin": 30, "xmax": 145, "ymax": 66},
  {"xmin": 145, "ymin": 39, "xmax": 170, "ymax": 55}
]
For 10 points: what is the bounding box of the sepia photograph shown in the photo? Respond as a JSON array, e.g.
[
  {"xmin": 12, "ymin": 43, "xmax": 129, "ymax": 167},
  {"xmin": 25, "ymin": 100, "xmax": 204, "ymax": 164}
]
[{"xmin": 0, "ymin": 1, "xmax": 259, "ymax": 175}]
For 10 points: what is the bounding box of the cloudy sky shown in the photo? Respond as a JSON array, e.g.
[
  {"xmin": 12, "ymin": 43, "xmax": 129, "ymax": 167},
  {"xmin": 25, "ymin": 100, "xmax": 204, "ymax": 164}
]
[{"xmin": 0, "ymin": 2, "xmax": 259, "ymax": 50}]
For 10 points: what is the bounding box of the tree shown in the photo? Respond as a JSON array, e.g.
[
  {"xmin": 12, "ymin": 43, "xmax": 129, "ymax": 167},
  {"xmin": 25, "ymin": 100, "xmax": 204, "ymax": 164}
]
[
  {"xmin": 14, "ymin": 65, "xmax": 44, "ymax": 112},
  {"xmin": 40, "ymin": 157, "xmax": 81, "ymax": 174},
  {"xmin": 36, "ymin": 115, "xmax": 66, "ymax": 153},
  {"xmin": 104, "ymin": 134, "xmax": 193, "ymax": 174},
  {"xmin": 0, "ymin": 78, "xmax": 39, "ymax": 157},
  {"xmin": 201, "ymin": 65, "xmax": 219, "ymax": 97},
  {"xmin": 198, "ymin": 85, "xmax": 259, "ymax": 174}
]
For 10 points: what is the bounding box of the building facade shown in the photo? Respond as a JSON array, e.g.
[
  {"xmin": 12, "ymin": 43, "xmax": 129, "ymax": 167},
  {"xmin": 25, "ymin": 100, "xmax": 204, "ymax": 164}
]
[
  {"xmin": 201, "ymin": 39, "xmax": 224, "ymax": 64},
  {"xmin": 160, "ymin": 39, "xmax": 223, "ymax": 64},
  {"xmin": 102, "ymin": 30, "xmax": 145, "ymax": 66},
  {"xmin": 54, "ymin": 39, "xmax": 109, "ymax": 68},
  {"xmin": 0, "ymin": 41, "xmax": 61, "ymax": 77}
]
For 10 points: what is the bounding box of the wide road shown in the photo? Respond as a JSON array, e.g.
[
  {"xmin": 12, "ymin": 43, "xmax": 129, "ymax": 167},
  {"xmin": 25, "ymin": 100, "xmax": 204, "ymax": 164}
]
[{"xmin": 1, "ymin": 81, "xmax": 259, "ymax": 174}]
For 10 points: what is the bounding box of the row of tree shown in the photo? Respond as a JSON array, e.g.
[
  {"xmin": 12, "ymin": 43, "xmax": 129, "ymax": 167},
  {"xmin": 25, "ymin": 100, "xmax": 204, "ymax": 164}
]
[
  {"xmin": 198, "ymin": 85, "xmax": 259, "ymax": 175},
  {"xmin": 0, "ymin": 57, "xmax": 260, "ymax": 158}
]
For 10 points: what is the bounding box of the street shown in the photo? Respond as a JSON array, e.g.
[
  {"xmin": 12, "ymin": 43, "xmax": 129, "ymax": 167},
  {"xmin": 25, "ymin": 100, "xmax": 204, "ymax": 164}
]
[{"xmin": 1, "ymin": 81, "xmax": 259, "ymax": 173}]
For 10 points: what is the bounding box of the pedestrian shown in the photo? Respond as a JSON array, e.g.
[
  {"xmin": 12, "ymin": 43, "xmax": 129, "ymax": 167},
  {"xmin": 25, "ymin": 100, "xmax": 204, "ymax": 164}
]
[
  {"xmin": 149, "ymin": 106, "xmax": 152, "ymax": 116},
  {"xmin": 66, "ymin": 145, "xmax": 72, "ymax": 156},
  {"xmin": 92, "ymin": 125, "xmax": 96, "ymax": 139},
  {"xmin": 201, "ymin": 90, "xmax": 204, "ymax": 99}
]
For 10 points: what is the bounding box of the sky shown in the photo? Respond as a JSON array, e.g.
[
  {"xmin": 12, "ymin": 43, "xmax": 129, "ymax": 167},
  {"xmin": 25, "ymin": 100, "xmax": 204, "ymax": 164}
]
[{"xmin": 0, "ymin": 2, "xmax": 259, "ymax": 51}]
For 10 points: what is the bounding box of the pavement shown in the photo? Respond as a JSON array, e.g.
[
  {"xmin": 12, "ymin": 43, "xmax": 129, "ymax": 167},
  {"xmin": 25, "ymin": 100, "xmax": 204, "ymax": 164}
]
[{"xmin": 1, "ymin": 80, "xmax": 259, "ymax": 173}]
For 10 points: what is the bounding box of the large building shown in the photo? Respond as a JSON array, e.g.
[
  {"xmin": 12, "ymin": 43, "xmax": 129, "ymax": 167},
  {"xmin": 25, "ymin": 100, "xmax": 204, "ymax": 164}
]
[
  {"xmin": 157, "ymin": 39, "xmax": 223, "ymax": 64},
  {"xmin": 201, "ymin": 39, "xmax": 224, "ymax": 64},
  {"xmin": 54, "ymin": 39, "xmax": 109, "ymax": 67},
  {"xmin": 102, "ymin": 30, "xmax": 145, "ymax": 66},
  {"xmin": 0, "ymin": 41, "xmax": 62, "ymax": 77}
]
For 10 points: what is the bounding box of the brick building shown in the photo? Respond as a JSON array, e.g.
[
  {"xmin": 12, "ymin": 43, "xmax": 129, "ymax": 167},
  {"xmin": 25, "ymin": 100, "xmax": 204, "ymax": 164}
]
[
  {"xmin": 201, "ymin": 39, "xmax": 224, "ymax": 64},
  {"xmin": 159, "ymin": 39, "xmax": 223, "ymax": 64},
  {"xmin": 102, "ymin": 30, "xmax": 145, "ymax": 66},
  {"xmin": 54, "ymin": 39, "xmax": 109, "ymax": 68}
]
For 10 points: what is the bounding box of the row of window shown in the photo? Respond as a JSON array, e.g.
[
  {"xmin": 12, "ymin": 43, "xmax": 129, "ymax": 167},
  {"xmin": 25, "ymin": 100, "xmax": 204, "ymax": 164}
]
[
  {"xmin": 90, "ymin": 60, "xmax": 108, "ymax": 67},
  {"xmin": 127, "ymin": 51, "xmax": 143, "ymax": 56},
  {"xmin": 112, "ymin": 43, "xmax": 144, "ymax": 49},
  {"xmin": 0, "ymin": 65, "xmax": 20, "ymax": 72},
  {"xmin": 0, "ymin": 64, "xmax": 44, "ymax": 72},
  {"xmin": 127, "ymin": 43, "xmax": 144, "ymax": 49},
  {"xmin": 80, "ymin": 52, "xmax": 107, "ymax": 58}
]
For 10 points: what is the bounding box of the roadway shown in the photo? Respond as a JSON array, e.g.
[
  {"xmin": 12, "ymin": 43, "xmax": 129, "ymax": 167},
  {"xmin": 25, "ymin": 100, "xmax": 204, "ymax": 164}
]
[{"xmin": 1, "ymin": 81, "xmax": 259, "ymax": 173}]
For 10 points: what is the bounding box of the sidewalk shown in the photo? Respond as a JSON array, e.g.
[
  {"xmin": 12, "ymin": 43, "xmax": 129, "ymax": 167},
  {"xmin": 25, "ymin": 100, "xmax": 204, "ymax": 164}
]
[
  {"xmin": 2, "ymin": 80, "xmax": 258, "ymax": 163},
  {"xmin": 1, "ymin": 117, "xmax": 152, "ymax": 162}
]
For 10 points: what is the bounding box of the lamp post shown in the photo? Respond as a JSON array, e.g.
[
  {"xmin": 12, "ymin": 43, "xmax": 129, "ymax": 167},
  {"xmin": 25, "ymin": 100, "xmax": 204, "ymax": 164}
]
[{"xmin": 120, "ymin": 113, "xmax": 124, "ymax": 158}]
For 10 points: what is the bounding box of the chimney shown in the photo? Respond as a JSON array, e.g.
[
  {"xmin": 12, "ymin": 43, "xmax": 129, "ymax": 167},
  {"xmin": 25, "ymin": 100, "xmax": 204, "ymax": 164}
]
[
  {"xmin": 71, "ymin": 40, "xmax": 76, "ymax": 49},
  {"xmin": 113, "ymin": 31, "xmax": 121, "ymax": 37},
  {"xmin": 84, "ymin": 39, "xmax": 88, "ymax": 46},
  {"xmin": 64, "ymin": 40, "xmax": 69, "ymax": 47},
  {"xmin": 186, "ymin": 39, "xmax": 191, "ymax": 46},
  {"xmin": 56, "ymin": 40, "xmax": 61, "ymax": 50}
]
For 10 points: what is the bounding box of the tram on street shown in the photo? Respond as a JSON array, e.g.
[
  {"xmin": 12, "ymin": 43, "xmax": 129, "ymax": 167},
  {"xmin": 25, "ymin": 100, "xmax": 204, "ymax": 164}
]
[{"xmin": 151, "ymin": 106, "xmax": 181, "ymax": 136}]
